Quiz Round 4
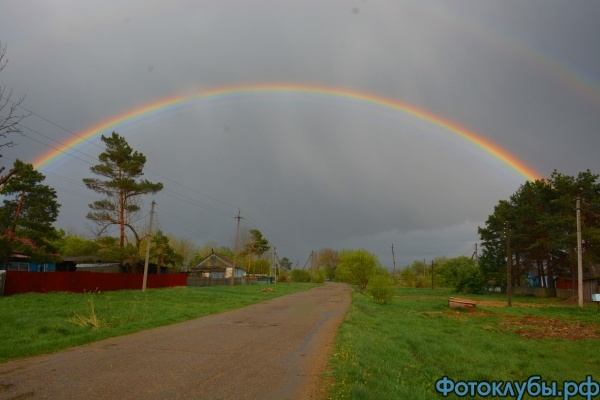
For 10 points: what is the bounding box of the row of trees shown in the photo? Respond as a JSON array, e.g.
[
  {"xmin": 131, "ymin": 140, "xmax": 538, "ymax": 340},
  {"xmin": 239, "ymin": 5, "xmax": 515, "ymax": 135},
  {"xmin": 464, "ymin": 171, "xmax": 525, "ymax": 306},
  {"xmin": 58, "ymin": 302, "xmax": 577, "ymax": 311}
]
[
  {"xmin": 397, "ymin": 256, "xmax": 484, "ymax": 294},
  {"xmin": 478, "ymin": 170, "xmax": 600, "ymax": 296},
  {"xmin": 395, "ymin": 171, "xmax": 600, "ymax": 296},
  {"xmin": 0, "ymin": 128, "xmax": 296, "ymax": 272}
]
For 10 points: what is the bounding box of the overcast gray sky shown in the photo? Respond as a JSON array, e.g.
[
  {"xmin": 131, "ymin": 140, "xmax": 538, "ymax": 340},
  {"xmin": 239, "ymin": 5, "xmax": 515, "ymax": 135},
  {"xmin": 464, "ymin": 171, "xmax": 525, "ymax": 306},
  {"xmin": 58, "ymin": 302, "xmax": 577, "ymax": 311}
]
[{"xmin": 2, "ymin": 0, "xmax": 599, "ymax": 268}]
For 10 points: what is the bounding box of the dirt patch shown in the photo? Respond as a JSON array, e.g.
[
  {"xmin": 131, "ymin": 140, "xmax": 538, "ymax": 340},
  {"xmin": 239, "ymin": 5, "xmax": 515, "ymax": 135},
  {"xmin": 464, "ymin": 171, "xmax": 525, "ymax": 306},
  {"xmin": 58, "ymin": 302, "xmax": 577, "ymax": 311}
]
[
  {"xmin": 394, "ymin": 296, "xmax": 449, "ymax": 301},
  {"xmin": 476, "ymin": 300, "xmax": 550, "ymax": 308},
  {"xmin": 396, "ymin": 296, "xmax": 552, "ymax": 309},
  {"xmin": 500, "ymin": 315, "xmax": 600, "ymax": 340}
]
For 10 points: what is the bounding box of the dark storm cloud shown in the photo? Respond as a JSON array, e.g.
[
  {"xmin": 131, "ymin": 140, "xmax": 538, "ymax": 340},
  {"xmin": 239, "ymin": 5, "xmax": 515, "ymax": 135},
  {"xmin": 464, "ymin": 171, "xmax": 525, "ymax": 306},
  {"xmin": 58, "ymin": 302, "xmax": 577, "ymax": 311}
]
[{"xmin": 2, "ymin": 0, "xmax": 600, "ymax": 266}]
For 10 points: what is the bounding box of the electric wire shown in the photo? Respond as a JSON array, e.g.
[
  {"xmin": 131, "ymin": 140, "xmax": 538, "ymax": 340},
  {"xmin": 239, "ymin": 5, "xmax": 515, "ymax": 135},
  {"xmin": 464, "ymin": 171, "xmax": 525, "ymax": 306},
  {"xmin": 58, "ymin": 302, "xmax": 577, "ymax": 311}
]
[{"xmin": 3, "ymin": 99, "xmax": 305, "ymax": 258}]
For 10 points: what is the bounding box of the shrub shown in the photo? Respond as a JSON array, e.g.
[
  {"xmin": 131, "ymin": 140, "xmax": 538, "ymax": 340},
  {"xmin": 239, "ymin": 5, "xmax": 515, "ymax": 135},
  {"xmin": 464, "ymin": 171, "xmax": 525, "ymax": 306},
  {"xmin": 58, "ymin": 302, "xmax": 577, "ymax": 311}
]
[
  {"xmin": 277, "ymin": 271, "xmax": 290, "ymax": 283},
  {"xmin": 367, "ymin": 275, "xmax": 394, "ymax": 304},
  {"xmin": 291, "ymin": 269, "xmax": 311, "ymax": 283},
  {"xmin": 312, "ymin": 268, "xmax": 326, "ymax": 284},
  {"xmin": 439, "ymin": 256, "xmax": 486, "ymax": 294}
]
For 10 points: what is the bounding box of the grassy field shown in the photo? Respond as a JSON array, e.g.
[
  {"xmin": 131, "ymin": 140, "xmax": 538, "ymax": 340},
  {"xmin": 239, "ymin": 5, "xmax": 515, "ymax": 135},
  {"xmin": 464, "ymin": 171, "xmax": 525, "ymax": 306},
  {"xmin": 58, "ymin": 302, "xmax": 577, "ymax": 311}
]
[
  {"xmin": 327, "ymin": 287, "xmax": 600, "ymax": 400},
  {"xmin": 0, "ymin": 283, "xmax": 317, "ymax": 362}
]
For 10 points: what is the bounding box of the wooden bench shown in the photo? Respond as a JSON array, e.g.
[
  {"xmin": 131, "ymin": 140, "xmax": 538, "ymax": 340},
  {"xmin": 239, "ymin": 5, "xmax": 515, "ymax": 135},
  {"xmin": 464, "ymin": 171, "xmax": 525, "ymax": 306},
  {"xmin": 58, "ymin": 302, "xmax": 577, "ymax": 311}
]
[{"xmin": 448, "ymin": 297, "xmax": 476, "ymax": 309}]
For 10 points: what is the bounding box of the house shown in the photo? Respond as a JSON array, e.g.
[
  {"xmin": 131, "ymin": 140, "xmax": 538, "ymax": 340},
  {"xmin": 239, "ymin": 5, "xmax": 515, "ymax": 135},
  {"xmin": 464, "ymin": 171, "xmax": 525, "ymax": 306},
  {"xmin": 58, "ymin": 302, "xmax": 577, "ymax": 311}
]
[
  {"xmin": 4, "ymin": 254, "xmax": 56, "ymax": 272},
  {"xmin": 74, "ymin": 261, "xmax": 169, "ymax": 274},
  {"xmin": 189, "ymin": 251, "xmax": 245, "ymax": 279}
]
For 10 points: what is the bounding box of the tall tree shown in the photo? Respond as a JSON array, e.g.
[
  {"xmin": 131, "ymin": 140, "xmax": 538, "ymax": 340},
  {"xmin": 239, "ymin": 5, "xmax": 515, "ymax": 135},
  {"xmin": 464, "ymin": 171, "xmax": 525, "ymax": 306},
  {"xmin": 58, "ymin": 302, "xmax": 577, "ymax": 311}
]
[
  {"xmin": 0, "ymin": 42, "xmax": 30, "ymax": 185},
  {"xmin": 244, "ymin": 229, "xmax": 270, "ymax": 272},
  {"xmin": 478, "ymin": 170, "xmax": 600, "ymax": 297},
  {"xmin": 83, "ymin": 132, "xmax": 163, "ymax": 248},
  {"xmin": 316, "ymin": 248, "xmax": 339, "ymax": 280},
  {"xmin": 279, "ymin": 257, "xmax": 293, "ymax": 271},
  {"xmin": 0, "ymin": 160, "xmax": 60, "ymax": 267}
]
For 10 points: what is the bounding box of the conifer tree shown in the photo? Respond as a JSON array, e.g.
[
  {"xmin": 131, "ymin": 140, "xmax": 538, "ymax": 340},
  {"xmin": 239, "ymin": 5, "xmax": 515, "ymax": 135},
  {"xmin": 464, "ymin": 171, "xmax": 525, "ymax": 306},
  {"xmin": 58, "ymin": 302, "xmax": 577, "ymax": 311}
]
[
  {"xmin": 83, "ymin": 132, "xmax": 163, "ymax": 248},
  {"xmin": 0, "ymin": 160, "xmax": 60, "ymax": 267}
]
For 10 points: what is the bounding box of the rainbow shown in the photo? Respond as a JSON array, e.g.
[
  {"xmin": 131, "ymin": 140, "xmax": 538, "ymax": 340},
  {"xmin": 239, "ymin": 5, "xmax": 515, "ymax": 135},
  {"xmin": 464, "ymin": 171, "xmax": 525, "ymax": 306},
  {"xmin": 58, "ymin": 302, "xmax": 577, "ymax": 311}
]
[{"xmin": 33, "ymin": 83, "xmax": 542, "ymax": 181}]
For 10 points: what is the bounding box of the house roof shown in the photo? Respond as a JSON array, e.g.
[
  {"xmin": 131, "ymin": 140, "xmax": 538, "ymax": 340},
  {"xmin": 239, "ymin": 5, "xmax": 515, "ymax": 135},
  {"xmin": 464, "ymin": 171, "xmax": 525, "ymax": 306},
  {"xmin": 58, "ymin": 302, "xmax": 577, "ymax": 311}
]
[
  {"xmin": 192, "ymin": 252, "xmax": 234, "ymax": 269},
  {"xmin": 62, "ymin": 256, "xmax": 103, "ymax": 263},
  {"xmin": 76, "ymin": 263, "xmax": 120, "ymax": 268}
]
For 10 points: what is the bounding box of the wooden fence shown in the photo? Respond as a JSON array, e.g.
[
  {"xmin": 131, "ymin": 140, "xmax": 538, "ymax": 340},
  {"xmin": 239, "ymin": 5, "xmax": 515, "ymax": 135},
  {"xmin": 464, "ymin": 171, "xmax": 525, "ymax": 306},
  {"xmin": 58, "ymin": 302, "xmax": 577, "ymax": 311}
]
[
  {"xmin": 512, "ymin": 286, "xmax": 572, "ymax": 299},
  {"xmin": 187, "ymin": 276, "xmax": 244, "ymax": 287},
  {"xmin": 2, "ymin": 271, "xmax": 187, "ymax": 295},
  {"xmin": 513, "ymin": 279, "xmax": 600, "ymax": 302}
]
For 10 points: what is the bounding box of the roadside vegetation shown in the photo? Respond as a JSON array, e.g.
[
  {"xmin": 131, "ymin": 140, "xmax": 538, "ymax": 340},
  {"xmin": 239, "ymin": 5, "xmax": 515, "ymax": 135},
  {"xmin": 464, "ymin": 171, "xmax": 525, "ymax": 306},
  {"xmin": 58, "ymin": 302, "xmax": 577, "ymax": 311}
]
[
  {"xmin": 327, "ymin": 287, "xmax": 600, "ymax": 400},
  {"xmin": 0, "ymin": 283, "xmax": 318, "ymax": 362}
]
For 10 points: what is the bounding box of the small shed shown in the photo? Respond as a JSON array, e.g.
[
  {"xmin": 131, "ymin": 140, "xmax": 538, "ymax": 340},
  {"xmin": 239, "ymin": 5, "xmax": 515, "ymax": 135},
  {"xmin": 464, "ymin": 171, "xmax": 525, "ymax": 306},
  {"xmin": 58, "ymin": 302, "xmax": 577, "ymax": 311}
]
[{"xmin": 58, "ymin": 256, "xmax": 103, "ymax": 272}]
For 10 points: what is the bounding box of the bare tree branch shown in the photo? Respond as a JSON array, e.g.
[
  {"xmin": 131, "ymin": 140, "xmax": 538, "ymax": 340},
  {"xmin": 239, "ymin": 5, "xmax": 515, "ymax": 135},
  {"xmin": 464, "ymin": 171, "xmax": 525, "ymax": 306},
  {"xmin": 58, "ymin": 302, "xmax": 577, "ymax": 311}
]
[{"xmin": 0, "ymin": 42, "xmax": 30, "ymax": 152}]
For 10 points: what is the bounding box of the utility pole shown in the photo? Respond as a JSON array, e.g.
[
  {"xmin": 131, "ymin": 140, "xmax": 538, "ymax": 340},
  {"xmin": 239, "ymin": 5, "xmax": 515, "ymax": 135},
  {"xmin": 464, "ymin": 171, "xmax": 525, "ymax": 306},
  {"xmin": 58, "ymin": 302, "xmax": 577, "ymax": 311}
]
[
  {"xmin": 576, "ymin": 197, "xmax": 584, "ymax": 309},
  {"xmin": 431, "ymin": 260, "xmax": 434, "ymax": 290},
  {"xmin": 273, "ymin": 246, "xmax": 278, "ymax": 284},
  {"xmin": 231, "ymin": 210, "xmax": 242, "ymax": 287},
  {"xmin": 391, "ymin": 244, "xmax": 396, "ymax": 279},
  {"xmin": 142, "ymin": 200, "xmax": 156, "ymax": 291},
  {"xmin": 506, "ymin": 221, "xmax": 512, "ymax": 307}
]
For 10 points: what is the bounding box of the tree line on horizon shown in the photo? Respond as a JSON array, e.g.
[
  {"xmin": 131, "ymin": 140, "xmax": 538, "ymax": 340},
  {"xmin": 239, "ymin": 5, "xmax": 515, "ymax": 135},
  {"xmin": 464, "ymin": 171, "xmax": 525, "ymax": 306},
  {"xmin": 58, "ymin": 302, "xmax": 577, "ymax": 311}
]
[
  {"xmin": 2, "ymin": 127, "xmax": 599, "ymax": 292},
  {"xmin": 0, "ymin": 130, "xmax": 298, "ymax": 274},
  {"xmin": 2, "ymin": 41, "xmax": 599, "ymax": 290}
]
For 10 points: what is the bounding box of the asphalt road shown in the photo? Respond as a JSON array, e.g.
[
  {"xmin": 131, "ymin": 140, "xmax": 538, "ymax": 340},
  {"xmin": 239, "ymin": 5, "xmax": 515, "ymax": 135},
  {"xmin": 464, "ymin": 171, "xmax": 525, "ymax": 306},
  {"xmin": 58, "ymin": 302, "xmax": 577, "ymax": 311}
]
[{"xmin": 0, "ymin": 283, "xmax": 351, "ymax": 400}]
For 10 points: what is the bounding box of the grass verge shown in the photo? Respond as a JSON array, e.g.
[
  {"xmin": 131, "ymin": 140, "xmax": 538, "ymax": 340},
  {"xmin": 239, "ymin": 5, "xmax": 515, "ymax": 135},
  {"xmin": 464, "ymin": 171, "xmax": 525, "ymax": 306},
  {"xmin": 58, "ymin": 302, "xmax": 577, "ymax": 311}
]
[
  {"xmin": 327, "ymin": 287, "xmax": 600, "ymax": 400},
  {"xmin": 0, "ymin": 283, "xmax": 317, "ymax": 363}
]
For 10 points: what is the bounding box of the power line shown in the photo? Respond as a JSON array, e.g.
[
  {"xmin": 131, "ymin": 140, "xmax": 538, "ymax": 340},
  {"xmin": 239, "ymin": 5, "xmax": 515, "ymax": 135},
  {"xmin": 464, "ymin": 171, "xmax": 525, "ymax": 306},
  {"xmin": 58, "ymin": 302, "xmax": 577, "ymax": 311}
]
[
  {"xmin": 20, "ymin": 130, "xmax": 95, "ymax": 167},
  {"xmin": 4, "ymin": 98, "xmax": 304, "ymax": 255},
  {"xmin": 0, "ymin": 93, "xmax": 104, "ymax": 151}
]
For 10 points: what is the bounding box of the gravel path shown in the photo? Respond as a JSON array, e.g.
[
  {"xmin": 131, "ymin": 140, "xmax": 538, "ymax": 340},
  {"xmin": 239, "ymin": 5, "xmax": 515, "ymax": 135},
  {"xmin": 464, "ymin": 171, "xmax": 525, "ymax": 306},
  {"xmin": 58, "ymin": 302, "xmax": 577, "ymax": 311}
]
[{"xmin": 0, "ymin": 283, "xmax": 351, "ymax": 400}]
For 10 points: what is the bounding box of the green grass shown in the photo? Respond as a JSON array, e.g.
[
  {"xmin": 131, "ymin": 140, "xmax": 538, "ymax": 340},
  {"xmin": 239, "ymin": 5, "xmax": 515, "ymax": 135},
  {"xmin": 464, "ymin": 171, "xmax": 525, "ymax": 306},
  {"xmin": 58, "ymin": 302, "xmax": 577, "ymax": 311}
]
[
  {"xmin": 0, "ymin": 283, "xmax": 317, "ymax": 362},
  {"xmin": 327, "ymin": 287, "xmax": 600, "ymax": 400}
]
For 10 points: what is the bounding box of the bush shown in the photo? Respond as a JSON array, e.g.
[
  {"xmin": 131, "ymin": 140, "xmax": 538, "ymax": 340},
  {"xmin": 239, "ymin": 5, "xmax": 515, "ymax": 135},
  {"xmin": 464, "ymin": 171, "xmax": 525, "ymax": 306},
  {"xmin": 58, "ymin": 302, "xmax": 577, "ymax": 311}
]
[
  {"xmin": 439, "ymin": 256, "xmax": 486, "ymax": 294},
  {"xmin": 367, "ymin": 275, "xmax": 394, "ymax": 304},
  {"xmin": 336, "ymin": 249, "xmax": 381, "ymax": 293},
  {"xmin": 312, "ymin": 268, "xmax": 326, "ymax": 283},
  {"xmin": 277, "ymin": 271, "xmax": 290, "ymax": 283},
  {"xmin": 291, "ymin": 269, "xmax": 311, "ymax": 283}
]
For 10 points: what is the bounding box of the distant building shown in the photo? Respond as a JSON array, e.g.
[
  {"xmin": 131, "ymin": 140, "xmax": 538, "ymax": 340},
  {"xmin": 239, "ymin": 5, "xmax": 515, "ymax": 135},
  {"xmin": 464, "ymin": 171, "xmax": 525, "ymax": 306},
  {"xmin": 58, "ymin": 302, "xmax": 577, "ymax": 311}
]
[
  {"xmin": 189, "ymin": 251, "xmax": 245, "ymax": 279},
  {"xmin": 4, "ymin": 254, "xmax": 56, "ymax": 272}
]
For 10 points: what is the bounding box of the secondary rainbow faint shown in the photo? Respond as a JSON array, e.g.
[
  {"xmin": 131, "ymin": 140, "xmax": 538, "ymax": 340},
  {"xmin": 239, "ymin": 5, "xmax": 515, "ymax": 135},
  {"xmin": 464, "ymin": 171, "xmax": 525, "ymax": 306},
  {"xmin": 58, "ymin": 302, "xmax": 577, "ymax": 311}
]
[{"xmin": 33, "ymin": 83, "xmax": 542, "ymax": 181}]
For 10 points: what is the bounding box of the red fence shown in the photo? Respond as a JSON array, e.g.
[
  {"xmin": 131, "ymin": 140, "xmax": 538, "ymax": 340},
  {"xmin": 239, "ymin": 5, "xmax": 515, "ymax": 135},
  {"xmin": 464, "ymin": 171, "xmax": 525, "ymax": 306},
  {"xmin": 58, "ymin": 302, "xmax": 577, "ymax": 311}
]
[{"xmin": 3, "ymin": 271, "xmax": 187, "ymax": 295}]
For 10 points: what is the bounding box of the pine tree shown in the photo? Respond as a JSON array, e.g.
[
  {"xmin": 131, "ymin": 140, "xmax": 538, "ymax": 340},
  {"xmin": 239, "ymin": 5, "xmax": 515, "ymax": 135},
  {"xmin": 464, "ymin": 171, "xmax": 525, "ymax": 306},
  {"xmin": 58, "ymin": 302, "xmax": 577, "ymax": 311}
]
[
  {"xmin": 83, "ymin": 132, "xmax": 163, "ymax": 248},
  {"xmin": 0, "ymin": 160, "xmax": 60, "ymax": 267}
]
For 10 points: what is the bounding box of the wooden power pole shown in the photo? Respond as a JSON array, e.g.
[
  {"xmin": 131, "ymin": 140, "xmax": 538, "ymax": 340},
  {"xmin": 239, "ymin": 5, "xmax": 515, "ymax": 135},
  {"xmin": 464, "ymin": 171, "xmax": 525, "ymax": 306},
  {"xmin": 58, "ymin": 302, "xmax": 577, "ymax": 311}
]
[
  {"xmin": 142, "ymin": 200, "xmax": 156, "ymax": 291},
  {"xmin": 506, "ymin": 221, "xmax": 512, "ymax": 307},
  {"xmin": 231, "ymin": 210, "xmax": 242, "ymax": 287},
  {"xmin": 431, "ymin": 260, "xmax": 434, "ymax": 289},
  {"xmin": 391, "ymin": 244, "xmax": 396, "ymax": 279},
  {"xmin": 273, "ymin": 246, "xmax": 278, "ymax": 284},
  {"xmin": 576, "ymin": 197, "xmax": 584, "ymax": 309}
]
